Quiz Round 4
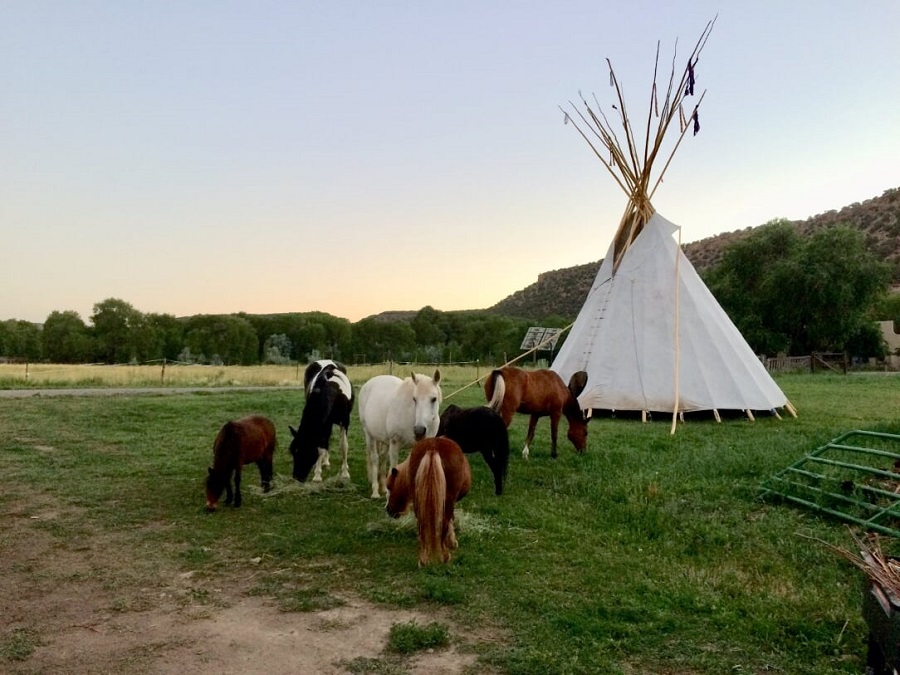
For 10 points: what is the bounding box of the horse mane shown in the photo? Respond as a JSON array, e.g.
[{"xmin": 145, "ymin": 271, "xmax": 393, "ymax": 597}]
[
  {"xmin": 295, "ymin": 392, "xmax": 329, "ymax": 448},
  {"xmin": 562, "ymin": 391, "xmax": 584, "ymax": 419},
  {"xmin": 212, "ymin": 422, "xmax": 241, "ymax": 467},
  {"xmin": 563, "ymin": 370, "xmax": 589, "ymax": 422},
  {"xmin": 208, "ymin": 421, "xmax": 242, "ymax": 504},
  {"xmin": 205, "ymin": 466, "xmax": 226, "ymax": 494},
  {"xmin": 414, "ymin": 450, "xmax": 446, "ymax": 565}
]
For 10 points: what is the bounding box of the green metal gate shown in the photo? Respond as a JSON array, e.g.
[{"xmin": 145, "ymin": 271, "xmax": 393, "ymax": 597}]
[{"xmin": 759, "ymin": 430, "xmax": 900, "ymax": 537}]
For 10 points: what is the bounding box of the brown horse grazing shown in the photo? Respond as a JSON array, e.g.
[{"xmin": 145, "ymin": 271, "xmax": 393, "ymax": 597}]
[
  {"xmin": 485, "ymin": 366, "xmax": 589, "ymax": 459},
  {"xmin": 205, "ymin": 415, "xmax": 276, "ymax": 512},
  {"xmin": 385, "ymin": 437, "xmax": 472, "ymax": 566}
]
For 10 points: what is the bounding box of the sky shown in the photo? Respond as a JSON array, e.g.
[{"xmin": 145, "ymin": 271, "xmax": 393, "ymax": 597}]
[{"xmin": 2, "ymin": 1, "xmax": 899, "ymax": 325}]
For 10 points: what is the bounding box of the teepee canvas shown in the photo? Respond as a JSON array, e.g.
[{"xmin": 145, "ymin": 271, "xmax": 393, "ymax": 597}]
[{"xmin": 550, "ymin": 20, "xmax": 794, "ymax": 423}]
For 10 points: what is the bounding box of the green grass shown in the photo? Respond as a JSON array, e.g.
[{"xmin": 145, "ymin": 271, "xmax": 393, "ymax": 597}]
[
  {"xmin": 386, "ymin": 620, "xmax": 451, "ymax": 654},
  {"xmin": 1, "ymin": 372, "xmax": 899, "ymax": 673},
  {"xmin": 0, "ymin": 629, "xmax": 41, "ymax": 662}
]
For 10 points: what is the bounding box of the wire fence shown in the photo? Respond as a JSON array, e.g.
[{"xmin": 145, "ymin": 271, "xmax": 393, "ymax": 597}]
[
  {"xmin": 0, "ymin": 359, "xmax": 498, "ymax": 388},
  {"xmin": 0, "ymin": 350, "xmax": 873, "ymax": 389}
]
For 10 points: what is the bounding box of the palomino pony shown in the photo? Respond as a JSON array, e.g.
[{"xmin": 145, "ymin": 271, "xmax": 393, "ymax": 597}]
[
  {"xmin": 289, "ymin": 360, "xmax": 353, "ymax": 483},
  {"xmin": 438, "ymin": 404, "xmax": 509, "ymax": 495},
  {"xmin": 386, "ymin": 437, "xmax": 472, "ymax": 566},
  {"xmin": 485, "ymin": 366, "xmax": 589, "ymax": 459},
  {"xmin": 205, "ymin": 415, "xmax": 276, "ymax": 511},
  {"xmin": 358, "ymin": 369, "xmax": 442, "ymax": 498}
]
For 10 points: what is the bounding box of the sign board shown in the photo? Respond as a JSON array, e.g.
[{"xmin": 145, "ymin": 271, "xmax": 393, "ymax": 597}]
[{"xmin": 520, "ymin": 327, "xmax": 562, "ymax": 351}]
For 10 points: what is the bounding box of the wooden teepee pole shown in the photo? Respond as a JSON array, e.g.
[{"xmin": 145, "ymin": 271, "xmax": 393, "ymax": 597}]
[
  {"xmin": 561, "ymin": 17, "xmax": 716, "ymax": 277},
  {"xmin": 670, "ymin": 223, "xmax": 682, "ymax": 435}
]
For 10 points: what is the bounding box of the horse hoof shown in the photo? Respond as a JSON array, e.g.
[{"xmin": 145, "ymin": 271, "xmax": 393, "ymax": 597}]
[{"xmin": 312, "ymin": 475, "xmax": 323, "ymax": 483}]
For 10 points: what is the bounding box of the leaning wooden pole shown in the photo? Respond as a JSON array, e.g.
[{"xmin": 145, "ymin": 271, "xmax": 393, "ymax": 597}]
[{"xmin": 443, "ymin": 322, "xmax": 575, "ymax": 401}]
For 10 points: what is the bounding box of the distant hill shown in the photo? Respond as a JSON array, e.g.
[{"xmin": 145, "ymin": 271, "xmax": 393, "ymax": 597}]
[
  {"xmin": 482, "ymin": 261, "xmax": 600, "ymax": 322},
  {"xmin": 362, "ymin": 310, "xmax": 418, "ymax": 323},
  {"xmin": 488, "ymin": 187, "xmax": 900, "ymax": 321}
]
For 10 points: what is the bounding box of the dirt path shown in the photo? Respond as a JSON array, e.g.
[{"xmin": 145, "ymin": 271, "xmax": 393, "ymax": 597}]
[{"xmin": 1, "ymin": 492, "xmax": 480, "ymax": 675}]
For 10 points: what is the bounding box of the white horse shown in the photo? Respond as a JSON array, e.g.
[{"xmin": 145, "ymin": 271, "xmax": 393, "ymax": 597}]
[{"xmin": 358, "ymin": 369, "xmax": 442, "ymax": 498}]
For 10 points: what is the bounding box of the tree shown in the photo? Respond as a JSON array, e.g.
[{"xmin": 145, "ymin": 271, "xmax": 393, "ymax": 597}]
[
  {"xmin": 144, "ymin": 313, "xmax": 186, "ymax": 361},
  {"xmin": 263, "ymin": 333, "xmax": 293, "ymax": 364},
  {"xmin": 91, "ymin": 298, "xmax": 142, "ymax": 363},
  {"xmin": 875, "ymin": 293, "xmax": 900, "ymax": 324},
  {"xmin": 0, "ymin": 319, "xmax": 42, "ymax": 361},
  {"xmin": 241, "ymin": 312, "xmax": 352, "ymax": 363},
  {"xmin": 42, "ymin": 311, "xmax": 91, "ymax": 363},
  {"xmin": 460, "ymin": 314, "xmax": 521, "ymax": 363},
  {"xmin": 294, "ymin": 321, "xmax": 327, "ymax": 361},
  {"xmin": 316, "ymin": 313, "xmax": 353, "ymax": 359},
  {"xmin": 411, "ymin": 306, "xmax": 446, "ymax": 347},
  {"xmin": 351, "ymin": 318, "xmax": 416, "ymax": 363},
  {"xmin": 704, "ymin": 220, "xmax": 800, "ymax": 354},
  {"xmin": 183, "ymin": 314, "xmax": 259, "ymax": 365},
  {"xmin": 792, "ymin": 226, "xmax": 890, "ymax": 353},
  {"xmin": 704, "ymin": 221, "xmax": 891, "ymax": 356}
]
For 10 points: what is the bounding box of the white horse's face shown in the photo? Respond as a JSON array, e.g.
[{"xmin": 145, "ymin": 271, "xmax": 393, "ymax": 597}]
[{"xmin": 411, "ymin": 369, "xmax": 442, "ymax": 440}]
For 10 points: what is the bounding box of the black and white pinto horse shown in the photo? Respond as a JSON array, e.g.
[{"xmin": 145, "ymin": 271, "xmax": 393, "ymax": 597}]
[
  {"xmin": 304, "ymin": 361, "xmax": 350, "ymax": 438},
  {"xmin": 289, "ymin": 360, "xmax": 354, "ymax": 482},
  {"xmin": 303, "ymin": 359, "xmax": 347, "ymax": 396},
  {"xmin": 438, "ymin": 404, "xmax": 510, "ymax": 496}
]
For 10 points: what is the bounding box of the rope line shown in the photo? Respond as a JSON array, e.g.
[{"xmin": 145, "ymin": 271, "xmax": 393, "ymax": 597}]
[{"xmin": 443, "ymin": 322, "xmax": 574, "ymax": 401}]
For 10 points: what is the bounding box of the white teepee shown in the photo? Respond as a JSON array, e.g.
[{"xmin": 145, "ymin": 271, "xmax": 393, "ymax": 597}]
[{"xmin": 550, "ymin": 19, "xmax": 795, "ymax": 424}]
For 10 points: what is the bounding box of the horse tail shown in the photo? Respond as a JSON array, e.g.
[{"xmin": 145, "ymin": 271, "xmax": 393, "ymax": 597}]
[
  {"xmin": 415, "ymin": 449, "xmax": 446, "ymax": 566},
  {"xmin": 486, "ymin": 370, "xmax": 505, "ymax": 413}
]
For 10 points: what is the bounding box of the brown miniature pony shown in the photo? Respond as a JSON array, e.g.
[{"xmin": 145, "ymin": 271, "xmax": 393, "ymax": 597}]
[
  {"xmin": 485, "ymin": 366, "xmax": 589, "ymax": 459},
  {"xmin": 385, "ymin": 437, "xmax": 471, "ymax": 566},
  {"xmin": 205, "ymin": 415, "xmax": 276, "ymax": 512}
]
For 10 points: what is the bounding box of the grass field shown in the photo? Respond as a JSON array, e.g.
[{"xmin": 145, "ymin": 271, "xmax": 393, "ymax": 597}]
[
  {"xmin": 2, "ymin": 368, "xmax": 899, "ymax": 673},
  {"xmin": 0, "ymin": 362, "xmax": 487, "ymax": 390}
]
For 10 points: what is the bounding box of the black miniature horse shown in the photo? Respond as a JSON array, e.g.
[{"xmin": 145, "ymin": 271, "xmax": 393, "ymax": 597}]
[
  {"xmin": 290, "ymin": 361, "xmax": 354, "ymax": 482},
  {"xmin": 438, "ymin": 404, "xmax": 510, "ymax": 496},
  {"xmin": 205, "ymin": 415, "xmax": 276, "ymax": 512}
]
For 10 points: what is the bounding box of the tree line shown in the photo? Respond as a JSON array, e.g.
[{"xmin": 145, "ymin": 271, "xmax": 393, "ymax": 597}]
[
  {"xmin": 0, "ymin": 299, "xmax": 564, "ymax": 366},
  {"xmin": 1, "ymin": 221, "xmax": 896, "ymax": 366},
  {"xmin": 702, "ymin": 221, "xmax": 894, "ymax": 358}
]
